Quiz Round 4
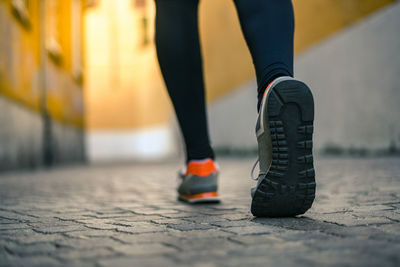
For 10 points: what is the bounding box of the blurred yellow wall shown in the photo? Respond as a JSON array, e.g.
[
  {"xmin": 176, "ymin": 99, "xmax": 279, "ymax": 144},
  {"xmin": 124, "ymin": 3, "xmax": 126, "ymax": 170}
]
[
  {"xmin": 294, "ymin": 0, "xmax": 397, "ymax": 54},
  {"xmin": 0, "ymin": 0, "xmax": 84, "ymax": 127},
  {"xmin": 0, "ymin": 0, "xmax": 41, "ymax": 111},
  {"xmin": 45, "ymin": 0, "xmax": 84, "ymax": 127},
  {"xmin": 84, "ymin": 0, "xmax": 396, "ymax": 132},
  {"xmin": 201, "ymin": 0, "xmax": 397, "ymax": 102}
]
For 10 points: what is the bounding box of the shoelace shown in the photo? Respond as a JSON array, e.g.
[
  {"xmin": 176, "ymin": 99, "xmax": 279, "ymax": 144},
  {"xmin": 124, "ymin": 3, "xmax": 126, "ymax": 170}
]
[{"xmin": 250, "ymin": 158, "xmax": 267, "ymax": 181}]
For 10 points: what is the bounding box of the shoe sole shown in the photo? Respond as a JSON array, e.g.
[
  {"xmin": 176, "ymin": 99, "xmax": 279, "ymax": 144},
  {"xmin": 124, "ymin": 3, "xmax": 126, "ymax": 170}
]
[
  {"xmin": 178, "ymin": 192, "xmax": 221, "ymax": 204},
  {"xmin": 251, "ymin": 79, "xmax": 315, "ymax": 217}
]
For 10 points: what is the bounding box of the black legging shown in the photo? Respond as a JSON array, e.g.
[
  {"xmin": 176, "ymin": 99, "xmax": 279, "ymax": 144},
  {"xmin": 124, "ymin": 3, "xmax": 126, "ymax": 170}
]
[{"xmin": 155, "ymin": 0, "xmax": 294, "ymax": 162}]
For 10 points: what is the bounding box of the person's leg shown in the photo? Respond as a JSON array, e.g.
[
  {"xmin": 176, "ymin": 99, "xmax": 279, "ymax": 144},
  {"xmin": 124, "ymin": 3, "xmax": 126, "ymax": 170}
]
[
  {"xmin": 233, "ymin": 0, "xmax": 316, "ymax": 217},
  {"xmin": 154, "ymin": 0, "xmax": 214, "ymax": 163},
  {"xmin": 155, "ymin": 0, "xmax": 219, "ymax": 203},
  {"xmin": 233, "ymin": 0, "xmax": 294, "ymax": 110}
]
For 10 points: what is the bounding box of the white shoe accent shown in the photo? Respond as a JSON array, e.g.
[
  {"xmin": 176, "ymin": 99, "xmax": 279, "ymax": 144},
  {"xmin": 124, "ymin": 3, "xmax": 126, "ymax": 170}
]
[{"xmin": 256, "ymin": 76, "xmax": 294, "ymax": 138}]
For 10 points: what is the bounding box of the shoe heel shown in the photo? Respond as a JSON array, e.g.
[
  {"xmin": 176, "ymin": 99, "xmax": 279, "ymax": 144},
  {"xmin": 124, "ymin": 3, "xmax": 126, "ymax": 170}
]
[{"xmin": 252, "ymin": 79, "xmax": 315, "ymax": 217}]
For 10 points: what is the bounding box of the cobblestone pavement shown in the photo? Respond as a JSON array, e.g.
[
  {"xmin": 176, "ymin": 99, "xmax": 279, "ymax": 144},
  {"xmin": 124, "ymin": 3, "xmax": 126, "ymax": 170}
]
[{"xmin": 1, "ymin": 157, "xmax": 400, "ymax": 267}]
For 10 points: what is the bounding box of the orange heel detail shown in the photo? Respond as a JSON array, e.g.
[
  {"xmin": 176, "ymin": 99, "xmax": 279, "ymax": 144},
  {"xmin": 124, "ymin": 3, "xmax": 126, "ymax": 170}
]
[{"xmin": 185, "ymin": 159, "xmax": 218, "ymax": 177}]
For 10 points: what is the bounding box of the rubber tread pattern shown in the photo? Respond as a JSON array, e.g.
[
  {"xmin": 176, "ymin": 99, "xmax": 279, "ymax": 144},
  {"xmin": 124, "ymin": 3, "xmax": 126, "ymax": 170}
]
[{"xmin": 251, "ymin": 80, "xmax": 316, "ymax": 217}]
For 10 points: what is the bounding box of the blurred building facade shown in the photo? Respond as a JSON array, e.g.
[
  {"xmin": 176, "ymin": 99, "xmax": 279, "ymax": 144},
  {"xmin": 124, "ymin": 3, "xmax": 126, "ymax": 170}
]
[
  {"xmin": 84, "ymin": 0, "xmax": 399, "ymax": 163},
  {"xmin": 0, "ymin": 0, "xmax": 85, "ymax": 170},
  {"xmin": 1, "ymin": 0, "xmax": 398, "ymax": 170}
]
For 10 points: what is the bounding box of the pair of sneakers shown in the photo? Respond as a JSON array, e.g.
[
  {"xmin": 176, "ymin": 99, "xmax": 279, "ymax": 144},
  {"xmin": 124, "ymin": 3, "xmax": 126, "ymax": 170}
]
[{"xmin": 177, "ymin": 77, "xmax": 316, "ymax": 217}]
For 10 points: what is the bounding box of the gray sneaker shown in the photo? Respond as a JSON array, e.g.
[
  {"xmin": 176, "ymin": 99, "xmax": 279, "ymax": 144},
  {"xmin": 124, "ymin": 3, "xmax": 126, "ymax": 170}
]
[
  {"xmin": 178, "ymin": 159, "xmax": 220, "ymax": 203},
  {"xmin": 251, "ymin": 76, "xmax": 316, "ymax": 217}
]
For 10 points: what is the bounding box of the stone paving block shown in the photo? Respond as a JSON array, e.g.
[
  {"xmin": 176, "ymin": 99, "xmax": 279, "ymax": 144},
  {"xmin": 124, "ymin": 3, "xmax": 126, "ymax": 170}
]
[
  {"xmin": 52, "ymin": 247, "xmax": 118, "ymax": 262},
  {"xmin": 150, "ymin": 218, "xmax": 189, "ymax": 225},
  {"xmin": 0, "ymin": 222, "xmax": 30, "ymax": 230},
  {"xmin": 1, "ymin": 230, "xmax": 64, "ymax": 245},
  {"xmin": 0, "ymin": 255, "xmax": 63, "ymax": 267},
  {"xmin": 97, "ymin": 255, "xmax": 179, "ymax": 267},
  {"xmin": 305, "ymin": 236, "xmax": 400, "ymax": 257},
  {"xmin": 372, "ymin": 223, "xmax": 400, "ymax": 236},
  {"xmin": 196, "ymin": 208, "xmax": 242, "ymax": 216},
  {"xmin": 0, "ymin": 228, "xmax": 64, "ymax": 246},
  {"xmin": 163, "ymin": 236, "xmax": 243, "ymax": 252},
  {"xmin": 29, "ymin": 223, "xmax": 87, "ymax": 234},
  {"xmin": 351, "ymin": 204, "xmax": 395, "ymax": 212},
  {"xmin": 222, "ymin": 224, "xmax": 285, "ymax": 235},
  {"xmin": 63, "ymin": 230, "xmax": 118, "ymax": 239},
  {"xmin": 112, "ymin": 243, "xmax": 177, "ymax": 256},
  {"xmin": 312, "ymin": 212, "xmax": 393, "ymax": 226},
  {"xmin": 212, "ymin": 255, "xmax": 304, "ymax": 267},
  {"xmin": 113, "ymin": 215, "xmax": 166, "ymax": 222},
  {"xmin": 253, "ymin": 214, "xmax": 357, "ymax": 232},
  {"xmin": 54, "ymin": 213, "xmax": 104, "ymax": 221},
  {"xmin": 0, "ymin": 217, "xmax": 18, "ymax": 224},
  {"xmin": 111, "ymin": 232, "xmax": 179, "ymax": 245},
  {"xmin": 167, "ymin": 248, "xmax": 239, "ymax": 264},
  {"xmin": 114, "ymin": 222, "xmax": 167, "ymax": 234},
  {"xmin": 209, "ymin": 219, "xmax": 261, "ymax": 228},
  {"xmin": 319, "ymin": 224, "xmax": 400, "ymax": 243},
  {"xmin": 80, "ymin": 212, "xmax": 136, "ymax": 219},
  {"xmin": 229, "ymin": 240, "xmax": 313, "ymax": 259},
  {"xmin": 219, "ymin": 213, "xmax": 253, "ymax": 221},
  {"xmin": 157, "ymin": 212, "xmax": 200, "ymax": 219},
  {"xmin": 0, "ymin": 238, "xmax": 17, "ymax": 249},
  {"xmin": 0, "ymin": 228, "xmax": 36, "ymax": 238},
  {"xmin": 179, "ymin": 215, "xmax": 228, "ymax": 224},
  {"xmin": 388, "ymin": 202, "xmax": 400, "ymax": 209},
  {"xmin": 4, "ymin": 242, "xmax": 58, "ymax": 257},
  {"xmin": 80, "ymin": 219, "xmax": 168, "ymax": 233},
  {"xmin": 300, "ymin": 248, "xmax": 398, "ymax": 267},
  {"xmin": 350, "ymin": 209, "xmax": 400, "ymax": 220},
  {"xmin": 229, "ymin": 233, "xmax": 287, "ymax": 245},
  {"xmin": 165, "ymin": 222, "xmax": 215, "ymax": 231},
  {"xmin": 277, "ymin": 229, "xmax": 335, "ymax": 244},
  {"xmin": 169, "ymin": 229, "xmax": 233, "ymax": 239},
  {"xmin": 54, "ymin": 236, "xmax": 125, "ymax": 250},
  {"xmin": 82, "ymin": 222, "xmax": 118, "ymax": 231},
  {"xmin": 0, "ymin": 210, "xmax": 40, "ymax": 223},
  {"xmin": 131, "ymin": 208, "xmax": 181, "ymax": 216}
]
